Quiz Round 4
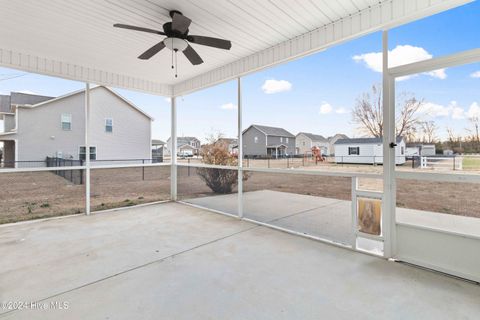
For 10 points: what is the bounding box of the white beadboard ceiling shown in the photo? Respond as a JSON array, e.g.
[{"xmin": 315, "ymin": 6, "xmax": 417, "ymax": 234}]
[{"xmin": 0, "ymin": 0, "xmax": 472, "ymax": 96}]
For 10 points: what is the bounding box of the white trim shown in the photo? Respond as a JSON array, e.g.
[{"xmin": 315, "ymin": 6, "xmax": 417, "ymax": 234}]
[
  {"xmin": 85, "ymin": 83, "xmax": 91, "ymax": 215},
  {"xmin": 0, "ymin": 131, "xmax": 16, "ymax": 136},
  {"xmin": 171, "ymin": 97, "xmax": 177, "ymax": 201},
  {"xmin": 388, "ymin": 47, "xmax": 480, "ymax": 78},
  {"xmin": 237, "ymin": 77, "xmax": 243, "ymax": 219},
  {"xmin": 382, "ymin": 30, "xmax": 395, "ymax": 258},
  {"xmin": 177, "ymin": 162, "xmax": 238, "ymax": 171},
  {"xmin": 396, "ymin": 170, "xmax": 480, "ymax": 183},
  {"xmin": 18, "ymin": 86, "xmax": 154, "ymax": 120},
  {"xmin": 0, "ymin": 47, "xmax": 172, "ymax": 97}
]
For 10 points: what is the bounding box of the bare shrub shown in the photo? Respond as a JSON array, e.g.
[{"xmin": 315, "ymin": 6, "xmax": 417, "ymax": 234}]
[{"xmin": 197, "ymin": 136, "xmax": 247, "ymax": 194}]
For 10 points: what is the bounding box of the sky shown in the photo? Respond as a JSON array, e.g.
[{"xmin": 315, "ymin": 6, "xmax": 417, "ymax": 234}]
[{"xmin": 0, "ymin": 1, "xmax": 479, "ymax": 143}]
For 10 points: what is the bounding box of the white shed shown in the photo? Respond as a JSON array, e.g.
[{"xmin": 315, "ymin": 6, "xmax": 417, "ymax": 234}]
[{"xmin": 334, "ymin": 137, "xmax": 406, "ymax": 165}]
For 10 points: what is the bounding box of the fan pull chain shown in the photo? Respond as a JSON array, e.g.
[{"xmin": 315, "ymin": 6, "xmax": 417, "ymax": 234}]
[
  {"xmin": 171, "ymin": 47, "xmax": 174, "ymax": 69},
  {"xmin": 174, "ymin": 49, "xmax": 178, "ymax": 78}
]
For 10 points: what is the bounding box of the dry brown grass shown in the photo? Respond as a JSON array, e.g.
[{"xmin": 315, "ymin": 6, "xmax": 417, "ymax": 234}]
[{"xmin": 1, "ymin": 164, "xmax": 480, "ymax": 224}]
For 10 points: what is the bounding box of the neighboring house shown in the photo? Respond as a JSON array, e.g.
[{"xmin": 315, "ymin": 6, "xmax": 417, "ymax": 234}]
[
  {"xmin": 327, "ymin": 133, "xmax": 349, "ymax": 155},
  {"xmin": 217, "ymin": 138, "xmax": 238, "ymax": 155},
  {"xmin": 242, "ymin": 124, "xmax": 295, "ymax": 158},
  {"xmin": 166, "ymin": 136, "xmax": 201, "ymax": 156},
  {"xmin": 0, "ymin": 87, "xmax": 152, "ymax": 168},
  {"xmin": 296, "ymin": 132, "xmax": 329, "ymax": 155},
  {"xmin": 334, "ymin": 137, "xmax": 406, "ymax": 165},
  {"xmin": 405, "ymin": 143, "xmax": 436, "ymax": 157},
  {"xmin": 152, "ymin": 139, "xmax": 166, "ymax": 162}
]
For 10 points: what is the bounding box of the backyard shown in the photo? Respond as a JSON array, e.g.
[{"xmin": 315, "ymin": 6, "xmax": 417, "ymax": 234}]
[{"xmin": 2, "ymin": 164, "xmax": 480, "ymax": 224}]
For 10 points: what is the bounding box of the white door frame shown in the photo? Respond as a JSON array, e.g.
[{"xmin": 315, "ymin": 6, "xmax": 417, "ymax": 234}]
[{"xmin": 385, "ymin": 46, "xmax": 480, "ymax": 280}]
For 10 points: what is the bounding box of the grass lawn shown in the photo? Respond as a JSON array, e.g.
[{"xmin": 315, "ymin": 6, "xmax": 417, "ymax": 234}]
[{"xmin": 462, "ymin": 156, "xmax": 480, "ymax": 170}]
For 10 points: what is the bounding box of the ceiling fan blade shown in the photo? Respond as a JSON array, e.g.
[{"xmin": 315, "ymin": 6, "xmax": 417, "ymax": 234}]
[
  {"xmin": 114, "ymin": 23, "xmax": 165, "ymax": 36},
  {"xmin": 172, "ymin": 12, "xmax": 191, "ymax": 34},
  {"xmin": 187, "ymin": 35, "xmax": 231, "ymax": 50},
  {"xmin": 138, "ymin": 41, "xmax": 166, "ymax": 60},
  {"xmin": 183, "ymin": 44, "xmax": 203, "ymax": 65}
]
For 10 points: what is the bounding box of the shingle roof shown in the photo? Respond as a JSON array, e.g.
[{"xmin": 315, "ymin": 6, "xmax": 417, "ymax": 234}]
[
  {"xmin": 335, "ymin": 136, "xmax": 404, "ymax": 145},
  {"xmin": 152, "ymin": 139, "xmax": 166, "ymax": 145},
  {"xmin": 249, "ymin": 124, "xmax": 294, "ymax": 137},
  {"xmin": 10, "ymin": 92, "xmax": 54, "ymax": 105},
  {"xmin": 217, "ymin": 138, "xmax": 238, "ymax": 144},
  {"xmin": 297, "ymin": 132, "xmax": 327, "ymax": 142}
]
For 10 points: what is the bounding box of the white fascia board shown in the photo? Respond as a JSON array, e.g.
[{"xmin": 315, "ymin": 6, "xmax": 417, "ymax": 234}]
[
  {"xmin": 389, "ymin": 47, "xmax": 480, "ymax": 77},
  {"xmin": 0, "ymin": 48, "xmax": 173, "ymax": 97},
  {"xmin": 173, "ymin": 0, "xmax": 471, "ymax": 96}
]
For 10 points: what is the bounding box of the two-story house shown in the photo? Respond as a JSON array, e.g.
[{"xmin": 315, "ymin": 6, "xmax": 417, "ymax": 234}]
[
  {"xmin": 242, "ymin": 124, "xmax": 295, "ymax": 158},
  {"xmin": 0, "ymin": 86, "xmax": 152, "ymax": 167},
  {"xmin": 166, "ymin": 136, "xmax": 201, "ymax": 156},
  {"xmin": 295, "ymin": 132, "xmax": 329, "ymax": 155}
]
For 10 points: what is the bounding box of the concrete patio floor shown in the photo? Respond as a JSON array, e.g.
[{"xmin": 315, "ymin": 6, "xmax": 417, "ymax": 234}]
[
  {"xmin": 185, "ymin": 190, "xmax": 480, "ymax": 244},
  {"xmin": 1, "ymin": 202, "xmax": 479, "ymax": 319}
]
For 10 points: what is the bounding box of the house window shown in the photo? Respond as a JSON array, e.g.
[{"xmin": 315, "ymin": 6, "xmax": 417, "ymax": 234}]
[
  {"xmin": 280, "ymin": 137, "xmax": 283, "ymax": 143},
  {"xmin": 286, "ymin": 137, "xmax": 289, "ymax": 143},
  {"xmin": 348, "ymin": 147, "xmax": 360, "ymax": 155},
  {"xmin": 61, "ymin": 113, "xmax": 72, "ymax": 130},
  {"xmin": 254, "ymin": 136, "xmax": 258, "ymax": 143},
  {"xmin": 105, "ymin": 118, "xmax": 113, "ymax": 133},
  {"xmin": 401, "ymin": 146, "xmax": 405, "ymax": 155},
  {"xmin": 79, "ymin": 146, "xmax": 97, "ymax": 161}
]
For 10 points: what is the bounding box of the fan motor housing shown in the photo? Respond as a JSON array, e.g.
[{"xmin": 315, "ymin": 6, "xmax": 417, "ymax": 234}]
[{"xmin": 163, "ymin": 22, "xmax": 188, "ymax": 38}]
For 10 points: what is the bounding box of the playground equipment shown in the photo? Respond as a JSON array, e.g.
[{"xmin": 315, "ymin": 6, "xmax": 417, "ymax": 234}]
[{"xmin": 304, "ymin": 146, "xmax": 326, "ymax": 164}]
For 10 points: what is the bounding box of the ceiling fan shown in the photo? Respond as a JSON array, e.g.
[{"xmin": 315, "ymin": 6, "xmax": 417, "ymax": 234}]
[{"xmin": 114, "ymin": 10, "xmax": 232, "ymax": 77}]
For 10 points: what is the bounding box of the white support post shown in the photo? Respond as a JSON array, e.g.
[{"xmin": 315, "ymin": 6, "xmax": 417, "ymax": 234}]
[
  {"xmin": 171, "ymin": 96, "xmax": 177, "ymax": 201},
  {"xmin": 85, "ymin": 83, "xmax": 91, "ymax": 215},
  {"xmin": 382, "ymin": 30, "xmax": 396, "ymax": 258},
  {"xmin": 351, "ymin": 176, "xmax": 358, "ymax": 250},
  {"xmin": 237, "ymin": 77, "xmax": 243, "ymax": 218}
]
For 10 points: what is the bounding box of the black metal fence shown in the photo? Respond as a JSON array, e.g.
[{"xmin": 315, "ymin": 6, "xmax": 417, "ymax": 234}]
[{"xmin": 46, "ymin": 157, "xmax": 84, "ymax": 185}]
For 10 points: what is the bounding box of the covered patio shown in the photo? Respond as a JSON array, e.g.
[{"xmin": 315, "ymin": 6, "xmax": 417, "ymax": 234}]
[
  {"xmin": 1, "ymin": 0, "xmax": 480, "ymax": 318},
  {"xmin": 1, "ymin": 202, "xmax": 479, "ymax": 319}
]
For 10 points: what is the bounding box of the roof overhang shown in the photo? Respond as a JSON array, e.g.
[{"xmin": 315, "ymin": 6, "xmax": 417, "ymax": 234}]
[{"xmin": 0, "ymin": 0, "xmax": 471, "ymax": 97}]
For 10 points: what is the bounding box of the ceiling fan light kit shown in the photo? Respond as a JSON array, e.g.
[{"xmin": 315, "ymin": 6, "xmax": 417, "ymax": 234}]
[{"xmin": 114, "ymin": 10, "xmax": 232, "ymax": 78}]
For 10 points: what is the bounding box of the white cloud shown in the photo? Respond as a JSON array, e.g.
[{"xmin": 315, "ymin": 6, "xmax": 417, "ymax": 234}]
[
  {"xmin": 335, "ymin": 107, "xmax": 348, "ymax": 114},
  {"xmin": 353, "ymin": 45, "xmax": 446, "ymax": 80},
  {"xmin": 261, "ymin": 79, "xmax": 292, "ymax": 94},
  {"xmin": 466, "ymin": 102, "xmax": 480, "ymax": 119},
  {"xmin": 447, "ymin": 101, "xmax": 464, "ymax": 120},
  {"xmin": 319, "ymin": 102, "xmax": 333, "ymax": 114},
  {"xmin": 220, "ymin": 102, "xmax": 237, "ymax": 110},
  {"xmin": 418, "ymin": 101, "xmax": 450, "ymax": 117},
  {"xmin": 471, "ymin": 71, "xmax": 480, "ymax": 78}
]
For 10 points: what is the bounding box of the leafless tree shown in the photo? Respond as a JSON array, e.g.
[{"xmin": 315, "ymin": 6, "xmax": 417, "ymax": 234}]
[
  {"xmin": 419, "ymin": 121, "xmax": 437, "ymax": 143},
  {"xmin": 352, "ymin": 85, "xmax": 383, "ymax": 137},
  {"xmin": 352, "ymin": 84, "xmax": 424, "ymax": 139},
  {"xmin": 466, "ymin": 115, "xmax": 480, "ymax": 145}
]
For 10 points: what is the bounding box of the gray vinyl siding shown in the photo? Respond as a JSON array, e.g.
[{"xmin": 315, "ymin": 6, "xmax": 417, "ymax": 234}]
[
  {"xmin": 15, "ymin": 87, "xmax": 151, "ymax": 162},
  {"xmin": 88, "ymin": 88, "xmax": 151, "ymax": 160},
  {"xmin": 17, "ymin": 92, "xmax": 85, "ymax": 162},
  {"xmin": 266, "ymin": 135, "xmax": 296, "ymax": 155},
  {"xmin": 242, "ymin": 126, "xmax": 267, "ymax": 157},
  {"xmin": 4, "ymin": 114, "xmax": 15, "ymax": 132}
]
